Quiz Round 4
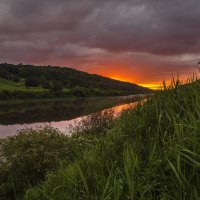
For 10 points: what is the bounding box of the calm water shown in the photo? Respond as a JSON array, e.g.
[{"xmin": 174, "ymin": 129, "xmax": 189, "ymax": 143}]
[{"xmin": 0, "ymin": 95, "xmax": 145, "ymax": 138}]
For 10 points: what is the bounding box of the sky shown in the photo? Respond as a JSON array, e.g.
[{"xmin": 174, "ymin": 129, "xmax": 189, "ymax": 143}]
[{"xmin": 0, "ymin": 0, "xmax": 200, "ymax": 88}]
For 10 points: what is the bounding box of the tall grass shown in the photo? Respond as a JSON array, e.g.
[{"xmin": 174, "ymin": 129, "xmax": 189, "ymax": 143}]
[{"xmin": 21, "ymin": 77, "xmax": 200, "ymax": 199}]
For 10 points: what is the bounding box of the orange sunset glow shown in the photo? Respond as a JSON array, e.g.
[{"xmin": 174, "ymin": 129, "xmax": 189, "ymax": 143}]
[
  {"xmin": 82, "ymin": 63, "xmax": 197, "ymax": 90},
  {"xmin": 107, "ymin": 76, "xmax": 162, "ymax": 90},
  {"xmin": 1, "ymin": 0, "xmax": 199, "ymax": 89},
  {"xmin": 105, "ymin": 74, "xmax": 161, "ymax": 89}
]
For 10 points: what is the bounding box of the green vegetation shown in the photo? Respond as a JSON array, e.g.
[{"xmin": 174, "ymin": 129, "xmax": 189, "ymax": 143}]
[
  {"xmin": 0, "ymin": 78, "xmax": 45, "ymax": 92},
  {"xmin": 0, "ymin": 127, "xmax": 99, "ymax": 200},
  {"xmin": 0, "ymin": 110, "xmax": 115, "ymax": 200},
  {"xmin": 0, "ymin": 63, "xmax": 151, "ymax": 100},
  {"xmin": 1, "ymin": 77, "xmax": 200, "ymax": 199}
]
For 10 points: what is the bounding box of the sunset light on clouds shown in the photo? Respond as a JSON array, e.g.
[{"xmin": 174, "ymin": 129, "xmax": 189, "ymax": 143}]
[{"xmin": 0, "ymin": 0, "xmax": 200, "ymax": 88}]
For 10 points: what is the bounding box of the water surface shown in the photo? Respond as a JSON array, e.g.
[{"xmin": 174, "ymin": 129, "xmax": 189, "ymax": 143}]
[{"xmin": 0, "ymin": 95, "xmax": 145, "ymax": 138}]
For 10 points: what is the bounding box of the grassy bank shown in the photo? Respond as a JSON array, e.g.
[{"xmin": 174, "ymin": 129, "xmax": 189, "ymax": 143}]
[{"xmin": 1, "ymin": 78, "xmax": 200, "ymax": 199}]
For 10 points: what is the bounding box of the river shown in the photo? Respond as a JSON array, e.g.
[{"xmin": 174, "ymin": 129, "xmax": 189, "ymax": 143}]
[{"xmin": 0, "ymin": 94, "xmax": 146, "ymax": 138}]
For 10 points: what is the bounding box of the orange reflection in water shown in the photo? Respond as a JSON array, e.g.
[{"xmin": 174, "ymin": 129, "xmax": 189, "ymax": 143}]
[
  {"xmin": 102, "ymin": 98, "xmax": 147, "ymax": 117},
  {"xmin": 0, "ymin": 100, "xmax": 146, "ymax": 138},
  {"xmin": 102, "ymin": 101, "xmax": 139, "ymax": 117}
]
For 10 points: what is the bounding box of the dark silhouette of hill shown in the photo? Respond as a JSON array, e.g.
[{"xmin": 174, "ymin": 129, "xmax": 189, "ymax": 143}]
[{"xmin": 0, "ymin": 63, "xmax": 152, "ymax": 100}]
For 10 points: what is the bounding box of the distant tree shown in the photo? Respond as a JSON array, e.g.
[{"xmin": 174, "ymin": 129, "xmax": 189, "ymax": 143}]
[
  {"xmin": 0, "ymin": 68, "xmax": 11, "ymax": 80},
  {"xmin": 13, "ymin": 76, "xmax": 20, "ymax": 82},
  {"xmin": 50, "ymin": 82, "xmax": 63, "ymax": 93},
  {"xmin": 71, "ymin": 86, "xmax": 89, "ymax": 97},
  {"xmin": 8, "ymin": 66, "xmax": 19, "ymax": 74},
  {"xmin": 25, "ymin": 77, "xmax": 39, "ymax": 87},
  {"xmin": 42, "ymin": 81, "xmax": 51, "ymax": 89}
]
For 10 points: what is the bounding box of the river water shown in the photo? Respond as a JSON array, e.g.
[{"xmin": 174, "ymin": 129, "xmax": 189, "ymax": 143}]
[{"xmin": 0, "ymin": 95, "xmax": 146, "ymax": 138}]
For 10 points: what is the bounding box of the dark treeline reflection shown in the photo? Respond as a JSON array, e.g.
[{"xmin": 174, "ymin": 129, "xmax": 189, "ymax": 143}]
[{"xmin": 0, "ymin": 96, "xmax": 142, "ymax": 125}]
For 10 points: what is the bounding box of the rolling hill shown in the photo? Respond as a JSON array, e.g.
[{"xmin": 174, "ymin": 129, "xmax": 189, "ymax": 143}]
[{"xmin": 0, "ymin": 63, "xmax": 152, "ymax": 100}]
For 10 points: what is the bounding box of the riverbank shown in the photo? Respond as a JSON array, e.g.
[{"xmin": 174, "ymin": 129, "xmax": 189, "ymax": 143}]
[
  {"xmin": 0, "ymin": 94, "xmax": 145, "ymax": 128},
  {"xmin": 1, "ymin": 79, "xmax": 200, "ymax": 199},
  {"xmin": 0, "ymin": 99, "xmax": 141, "ymax": 138},
  {"xmin": 0, "ymin": 93, "xmax": 147, "ymax": 106}
]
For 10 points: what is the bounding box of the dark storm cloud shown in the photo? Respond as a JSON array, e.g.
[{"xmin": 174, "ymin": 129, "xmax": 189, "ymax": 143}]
[
  {"xmin": 82, "ymin": 0, "xmax": 200, "ymax": 55},
  {"xmin": 0, "ymin": 0, "xmax": 200, "ymax": 83}
]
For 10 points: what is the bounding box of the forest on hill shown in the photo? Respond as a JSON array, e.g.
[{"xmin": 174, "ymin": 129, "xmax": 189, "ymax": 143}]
[{"xmin": 0, "ymin": 63, "xmax": 151, "ymax": 100}]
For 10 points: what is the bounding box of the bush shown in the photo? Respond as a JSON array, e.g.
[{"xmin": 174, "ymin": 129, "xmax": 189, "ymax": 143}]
[
  {"xmin": 71, "ymin": 86, "xmax": 90, "ymax": 97},
  {"xmin": 0, "ymin": 128, "xmax": 70, "ymax": 200},
  {"xmin": 12, "ymin": 76, "xmax": 20, "ymax": 82},
  {"xmin": 50, "ymin": 82, "xmax": 63, "ymax": 93},
  {"xmin": 42, "ymin": 81, "xmax": 51, "ymax": 89},
  {"xmin": 0, "ymin": 126, "xmax": 96, "ymax": 200},
  {"xmin": 0, "ymin": 69, "xmax": 11, "ymax": 80},
  {"xmin": 25, "ymin": 77, "xmax": 39, "ymax": 87},
  {"xmin": 0, "ymin": 90, "xmax": 10, "ymax": 100},
  {"xmin": 24, "ymin": 79, "xmax": 200, "ymax": 200}
]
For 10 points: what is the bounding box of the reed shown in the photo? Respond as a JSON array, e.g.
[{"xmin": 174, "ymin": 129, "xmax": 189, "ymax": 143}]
[{"xmin": 15, "ymin": 77, "xmax": 200, "ymax": 199}]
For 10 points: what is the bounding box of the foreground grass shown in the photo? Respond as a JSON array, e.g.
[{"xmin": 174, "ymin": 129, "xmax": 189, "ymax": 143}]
[
  {"xmin": 1, "ymin": 78, "xmax": 200, "ymax": 199},
  {"xmin": 0, "ymin": 110, "xmax": 116, "ymax": 200}
]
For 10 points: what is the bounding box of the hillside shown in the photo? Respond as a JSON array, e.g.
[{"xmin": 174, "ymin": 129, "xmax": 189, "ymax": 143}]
[{"xmin": 0, "ymin": 63, "xmax": 151, "ymax": 100}]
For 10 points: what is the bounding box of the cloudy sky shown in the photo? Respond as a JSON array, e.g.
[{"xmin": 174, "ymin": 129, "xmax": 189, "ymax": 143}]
[{"xmin": 0, "ymin": 0, "xmax": 200, "ymax": 87}]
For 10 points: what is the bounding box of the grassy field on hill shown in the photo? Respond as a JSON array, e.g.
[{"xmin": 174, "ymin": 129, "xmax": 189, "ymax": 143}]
[
  {"xmin": 0, "ymin": 63, "xmax": 151, "ymax": 100},
  {"xmin": 0, "ymin": 78, "xmax": 46, "ymax": 92},
  {"xmin": 1, "ymin": 78, "xmax": 200, "ymax": 200}
]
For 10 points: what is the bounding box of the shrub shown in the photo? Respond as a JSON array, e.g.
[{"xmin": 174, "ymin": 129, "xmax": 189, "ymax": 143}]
[
  {"xmin": 50, "ymin": 82, "xmax": 63, "ymax": 93},
  {"xmin": 25, "ymin": 77, "xmax": 39, "ymax": 87},
  {"xmin": 42, "ymin": 81, "xmax": 51, "ymax": 89},
  {"xmin": 0, "ymin": 127, "xmax": 70, "ymax": 200},
  {"xmin": 24, "ymin": 79, "xmax": 200, "ymax": 200},
  {"xmin": 71, "ymin": 86, "xmax": 90, "ymax": 97},
  {"xmin": 0, "ymin": 126, "xmax": 97, "ymax": 200},
  {"xmin": 0, "ymin": 90, "xmax": 10, "ymax": 100}
]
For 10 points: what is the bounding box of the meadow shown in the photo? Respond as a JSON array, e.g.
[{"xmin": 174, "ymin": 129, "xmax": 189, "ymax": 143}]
[
  {"xmin": 1, "ymin": 77, "xmax": 200, "ymax": 200},
  {"xmin": 0, "ymin": 77, "xmax": 52, "ymax": 100}
]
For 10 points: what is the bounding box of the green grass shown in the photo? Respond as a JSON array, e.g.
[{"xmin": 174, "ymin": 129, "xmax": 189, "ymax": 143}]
[
  {"xmin": 0, "ymin": 77, "xmax": 137, "ymax": 101},
  {"xmin": 0, "ymin": 78, "xmax": 46, "ymax": 92},
  {"xmin": 2, "ymin": 77, "xmax": 200, "ymax": 199}
]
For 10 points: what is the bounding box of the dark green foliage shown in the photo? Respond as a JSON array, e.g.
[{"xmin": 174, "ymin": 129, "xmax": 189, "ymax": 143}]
[
  {"xmin": 0, "ymin": 63, "xmax": 151, "ymax": 100},
  {"xmin": 71, "ymin": 86, "xmax": 90, "ymax": 97},
  {"xmin": 42, "ymin": 81, "xmax": 51, "ymax": 89},
  {"xmin": 13, "ymin": 76, "xmax": 20, "ymax": 82},
  {"xmin": 0, "ymin": 69, "xmax": 11, "ymax": 80},
  {"xmin": 0, "ymin": 127, "xmax": 97, "ymax": 200},
  {"xmin": 0, "ymin": 128, "xmax": 68, "ymax": 199},
  {"xmin": 0, "ymin": 90, "xmax": 52, "ymax": 100},
  {"xmin": 25, "ymin": 77, "xmax": 39, "ymax": 87},
  {"xmin": 50, "ymin": 82, "xmax": 63, "ymax": 93},
  {"xmin": 22, "ymin": 78, "xmax": 200, "ymax": 200}
]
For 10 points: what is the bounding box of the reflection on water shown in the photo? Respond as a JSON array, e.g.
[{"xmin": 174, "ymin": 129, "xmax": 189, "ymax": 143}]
[{"xmin": 0, "ymin": 95, "xmax": 146, "ymax": 138}]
